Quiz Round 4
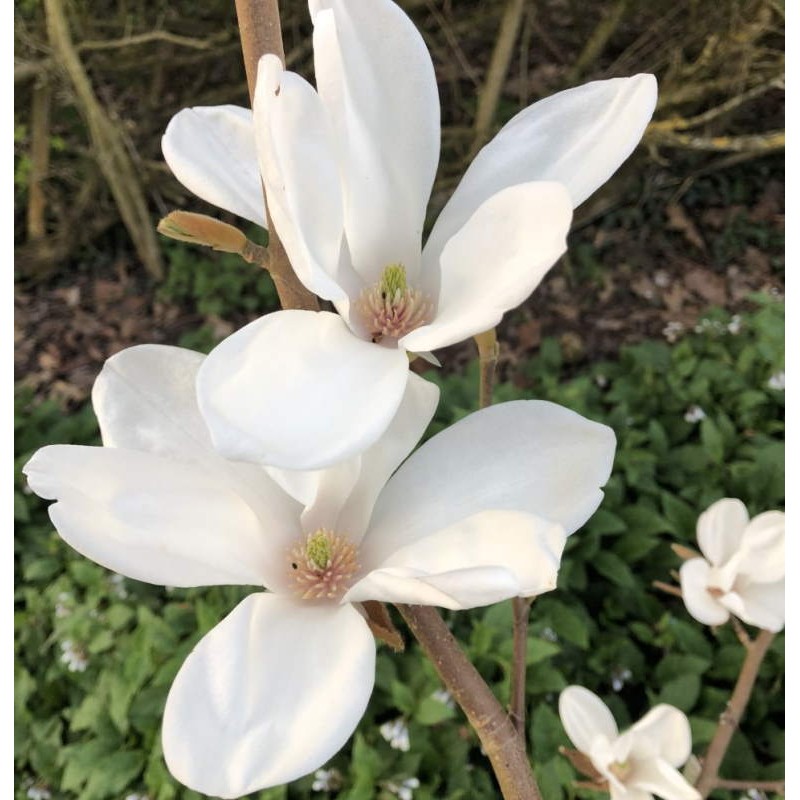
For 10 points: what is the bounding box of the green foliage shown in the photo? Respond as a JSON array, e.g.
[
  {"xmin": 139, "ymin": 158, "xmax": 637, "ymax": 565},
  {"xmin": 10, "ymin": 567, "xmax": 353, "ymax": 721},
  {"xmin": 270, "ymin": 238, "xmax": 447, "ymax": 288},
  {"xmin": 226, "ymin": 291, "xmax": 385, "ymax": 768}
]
[
  {"xmin": 158, "ymin": 236, "xmax": 279, "ymax": 321},
  {"xmin": 15, "ymin": 300, "xmax": 783, "ymax": 798}
]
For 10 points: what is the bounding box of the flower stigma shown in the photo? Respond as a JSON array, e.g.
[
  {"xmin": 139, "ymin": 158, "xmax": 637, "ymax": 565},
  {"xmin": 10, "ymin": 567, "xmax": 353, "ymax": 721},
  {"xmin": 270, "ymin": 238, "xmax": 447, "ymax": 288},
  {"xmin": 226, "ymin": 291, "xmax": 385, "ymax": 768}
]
[
  {"xmin": 288, "ymin": 529, "xmax": 360, "ymax": 600},
  {"xmin": 355, "ymin": 263, "xmax": 434, "ymax": 344},
  {"xmin": 608, "ymin": 761, "xmax": 631, "ymax": 781}
]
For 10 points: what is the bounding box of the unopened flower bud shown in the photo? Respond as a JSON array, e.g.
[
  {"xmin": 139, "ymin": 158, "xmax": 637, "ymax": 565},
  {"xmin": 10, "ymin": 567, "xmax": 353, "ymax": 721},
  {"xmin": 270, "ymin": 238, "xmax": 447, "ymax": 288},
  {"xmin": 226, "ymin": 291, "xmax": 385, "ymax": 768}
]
[{"xmin": 157, "ymin": 211, "xmax": 248, "ymax": 254}]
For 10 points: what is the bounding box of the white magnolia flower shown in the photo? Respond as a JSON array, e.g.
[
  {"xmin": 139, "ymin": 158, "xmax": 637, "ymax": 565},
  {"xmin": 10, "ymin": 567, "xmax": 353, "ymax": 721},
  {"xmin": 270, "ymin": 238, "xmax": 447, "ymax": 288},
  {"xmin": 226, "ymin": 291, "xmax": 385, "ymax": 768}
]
[
  {"xmin": 679, "ymin": 498, "xmax": 784, "ymax": 632},
  {"xmin": 559, "ymin": 686, "xmax": 700, "ymax": 800},
  {"xmin": 380, "ymin": 716, "xmax": 411, "ymax": 752},
  {"xmin": 162, "ymin": 0, "xmax": 656, "ymax": 470},
  {"xmin": 24, "ymin": 345, "xmax": 615, "ymax": 798}
]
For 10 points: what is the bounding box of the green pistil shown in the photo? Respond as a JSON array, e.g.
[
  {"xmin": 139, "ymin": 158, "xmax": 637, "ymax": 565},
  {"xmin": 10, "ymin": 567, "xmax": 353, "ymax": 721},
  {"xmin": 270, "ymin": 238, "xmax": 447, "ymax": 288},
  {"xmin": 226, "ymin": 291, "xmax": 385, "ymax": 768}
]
[
  {"xmin": 380, "ymin": 263, "xmax": 407, "ymax": 300},
  {"xmin": 306, "ymin": 533, "xmax": 332, "ymax": 570}
]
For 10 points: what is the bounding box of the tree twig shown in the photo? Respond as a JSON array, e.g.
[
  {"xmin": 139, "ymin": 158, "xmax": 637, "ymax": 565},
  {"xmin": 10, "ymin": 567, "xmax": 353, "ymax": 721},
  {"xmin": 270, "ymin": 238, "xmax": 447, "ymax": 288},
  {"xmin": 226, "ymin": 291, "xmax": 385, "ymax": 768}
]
[
  {"xmin": 396, "ymin": 605, "xmax": 542, "ymax": 800},
  {"xmin": 475, "ymin": 328, "xmax": 499, "ymax": 410},
  {"xmin": 509, "ymin": 596, "xmax": 533, "ymax": 738},
  {"xmin": 469, "ymin": 0, "xmax": 525, "ymax": 157},
  {"xmin": 714, "ymin": 779, "xmax": 785, "ymax": 793},
  {"xmin": 234, "ymin": 0, "xmax": 319, "ymax": 312},
  {"xmin": 27, "ymin": 79, "xmax": 52, "ymax": 241},
  {"xmin": 652, "ymin": 580, "xmax": 683, "ymax": 598},
  {"xmin": 694, "ymin": 629, "xmax": 777, "ymax": 797},
  {"xmin": 566, "ymin": 0, "xmax": 628, "ymax": 84}
]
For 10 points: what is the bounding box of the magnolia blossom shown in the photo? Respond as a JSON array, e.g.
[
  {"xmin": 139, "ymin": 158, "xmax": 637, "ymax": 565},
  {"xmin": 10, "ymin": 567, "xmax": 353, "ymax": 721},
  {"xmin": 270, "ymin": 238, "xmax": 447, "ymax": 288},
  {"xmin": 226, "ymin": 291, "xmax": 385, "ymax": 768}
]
[
  {"xmin": 24, "ymin": 345, "xmax": 615, "ymax": 797},
  {"xmin": 679, "ymin": 498, "xmax": 784, "ymax": 632},
  {"xmin": 162, "ymin": 0, "xmax": 656, "ymax": 469},
  {"xmin": 559, "ymin": 686, "xmax": 700, "ymax": 800}
]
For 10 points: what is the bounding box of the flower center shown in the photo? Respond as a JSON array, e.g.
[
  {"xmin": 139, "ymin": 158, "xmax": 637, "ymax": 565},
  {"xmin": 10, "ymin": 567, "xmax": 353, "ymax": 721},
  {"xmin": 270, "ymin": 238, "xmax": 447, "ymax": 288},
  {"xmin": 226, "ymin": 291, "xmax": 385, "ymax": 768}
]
[
  {"xmin": 355, "ymin": 263, "xmax": 434, "ymax": 344},
  {"xmin": 608, "ymin": 761, "xmax": 631, "ymax": 781},
  {"xmin": 288, "ymin": 529, "xmax": 360, "ymax": 600}
]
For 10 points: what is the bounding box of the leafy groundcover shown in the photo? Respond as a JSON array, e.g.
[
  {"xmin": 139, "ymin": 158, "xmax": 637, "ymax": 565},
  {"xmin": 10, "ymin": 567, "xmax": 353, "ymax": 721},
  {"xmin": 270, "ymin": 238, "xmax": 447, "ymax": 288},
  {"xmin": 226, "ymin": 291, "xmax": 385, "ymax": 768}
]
[{"xmin": 15, "ymin": 298, "xmax": 784, "ymax": 800}]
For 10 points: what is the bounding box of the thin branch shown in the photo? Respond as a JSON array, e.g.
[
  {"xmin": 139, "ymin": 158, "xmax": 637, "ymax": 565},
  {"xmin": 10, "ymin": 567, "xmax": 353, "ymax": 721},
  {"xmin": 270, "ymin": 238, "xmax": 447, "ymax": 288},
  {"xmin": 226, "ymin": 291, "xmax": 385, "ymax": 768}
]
[
  {"xmin": 27, "ymin": 79, "xmax": 52, "ymax": 241},
  {"xmin": 469, "ymin": 0, "xmax": 525, "ymax": 156},
  {"xmin": 647, "ymin": 129, "xmax": 785, "ymax": 154},
  {"xmin": 509, "ymin": 596, "xmax": 533, "ymax": 738},
  {"xmin": 566, "ymin": 0, "xmax": 628, "ymax": 84},
  {"xmin": 652, "ymin": 580, "xmax": 683, "ymax": 598},
  {"xmin": 714, "ymin": 779, "xmax": 785, "ymax": 793},
  {"xmin": 475, "ymin": 328, "xmax": 499, "ymax": 410},
  {"xmin": 396, "ymin": 605, "xmax": 542, "ymax": 800},
  {"xmin": 694, "ymin": 629, "xmax": 777, "ymax": 797},
  {"xmin": 234, "ymin": 0, "xmax": 319, "ymax": 312}
]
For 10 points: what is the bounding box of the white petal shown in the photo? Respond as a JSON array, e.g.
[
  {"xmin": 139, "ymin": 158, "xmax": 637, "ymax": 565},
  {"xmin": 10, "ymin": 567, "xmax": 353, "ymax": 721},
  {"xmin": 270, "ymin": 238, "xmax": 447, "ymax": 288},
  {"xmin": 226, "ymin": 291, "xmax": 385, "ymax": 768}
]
[
  {"xmin": 721, "ymin": 579, "xmax": 784, "ymax": 632},
  {"xmin": 92, "ymin": 344, "xmax": 211, "ymax": 459},
  {"xmin": 197, "ymin": 311, "xmax": 410, "ymax": 470},
  {"xmin": 696, "ymin": 498, "xmax": 750, "ymax": 566},
  {"xmin": 345, "ymin": 510, "xmax": 566, "ymax": 609},
  {"xmin": 360, "ymin": 400, "xmax": 615, "ymax": 567},
  {"xmin": 630, "ymin": 759, "xmax": 700, "ymax": 800},
  {"xmin": 628, "ymin": 706, "xmax": 692, "ymax": 767},
  {"xmin": 163, "ymin": 594, "xmax": 375, "ymax": 798},
  {"xmin": 424, "ymin": 74, "xmax": 657, "ymax": 265},
  {"xmin": 679, "ymin": 559, "xmax": 729, "ymax": 627},
  {"xmin": 738, "ymin": 511, "xmax": 785, "ymax": 583},
  {"xmin": 162, "ymin": 105, "xmax": 265, "ymax": 226},
  {"xmin": 334, "ymin": 373, "xmax": 440, "ymax": 539},
  {"xmin": 311, "ymin": 0, "xmax": 440, "ymax": 284},
  {"xmin": 23, "ymin": 446, "xmax": 293, "ymax": 588},
  {"xmin": 403, "ymin": 182, "xmax": 571, "ymax": 351},
  {"xmin": 254, "ymin": 56, "xmax": 358, "ymax": 302},
  {"xmin": 267, "ymin": 372, "xmax": 438, "ymax": 540},
  {"xmin": 611, "ymin": 786, "xmax": 652, "ymax": 800},
  {"xmin": 559, "ymin": 686, "xmax": 619, "ymax": 753}
]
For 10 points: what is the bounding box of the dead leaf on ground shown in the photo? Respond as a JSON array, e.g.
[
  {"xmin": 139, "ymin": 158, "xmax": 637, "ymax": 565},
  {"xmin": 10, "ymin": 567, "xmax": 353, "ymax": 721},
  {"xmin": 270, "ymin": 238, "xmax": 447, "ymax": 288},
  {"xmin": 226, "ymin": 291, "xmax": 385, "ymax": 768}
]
[
  {"xmin": 666, "ymin": 203, "xmax": 707, "ymax": 252},
  {"xmin": 684, "ymin": 267, "xmax": 727, "ymax": 305}
]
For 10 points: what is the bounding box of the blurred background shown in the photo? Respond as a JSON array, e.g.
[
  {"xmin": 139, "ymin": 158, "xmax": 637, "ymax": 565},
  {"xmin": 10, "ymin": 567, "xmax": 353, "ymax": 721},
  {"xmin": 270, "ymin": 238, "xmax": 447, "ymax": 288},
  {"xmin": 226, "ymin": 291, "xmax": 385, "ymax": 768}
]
[{"xmin": 14, "ymin": 1, "xmax": 785, "ymax": 799}]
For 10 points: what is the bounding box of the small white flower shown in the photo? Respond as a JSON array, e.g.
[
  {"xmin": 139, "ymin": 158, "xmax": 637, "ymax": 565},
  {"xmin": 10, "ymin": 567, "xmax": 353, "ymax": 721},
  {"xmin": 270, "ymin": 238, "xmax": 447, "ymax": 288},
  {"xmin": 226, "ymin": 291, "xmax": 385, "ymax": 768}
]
[
  {"xmin": 26, "ymin": 785, "xmax": 52, "ymax": 800},
  {"xmin": 385, "ymin": 777, "xmax": 421, "ymax": 800},
  {"xmin": 59, "ymin": 640, "xmax": 88, "ymax": 672},
  {"xmin": 683, "ymin": 405, "xmax": 706, "ymax": 424},
  {"xmin": 54, "ymin": 591, "xmax": 73, "ymax": 619},
  {"xmin": 664, "ymin": 320, "xmax": 685, "ymax": 343},
  {"xmin": 680, "ymin": 498, "xmax": 784, "ymax": 632},
  {"xmin": 312, "ymin": 768, "xmax": 343, "ymax": 792},
  {"xmin": 541, "ymin": 626, "xmax": 558, "ymax": 642},
  {"xmin": 430, "ymin": 688, "xmax": 454, "ymax": 709},
  {"xmin": 767, "ymin": 371, "xmax": 785, "ymax": 390},
  {"xmin": 124, "ymin": 794, "xmax": 151, "ymax": 800},
  {"xmin": 610, "ymin": 667, "xmax": 632, "ymax": 692},
  {"xmin": 559, "ymin": 686, "xmax": 700, "ymax": 800},
  {"xmin": 727, "ymin": 314, "xmax": 742, "ymax": 335},
  {"xmin": 380, "ymin": 717, "xmax": 411, "ymax": 752},
  {"xmin": 109, "ymin": 572, "xmax": 129, "ymax": 599},
  {"xmin": 594, "ymin": 374, "xmax": 609, "ymax": 388}
]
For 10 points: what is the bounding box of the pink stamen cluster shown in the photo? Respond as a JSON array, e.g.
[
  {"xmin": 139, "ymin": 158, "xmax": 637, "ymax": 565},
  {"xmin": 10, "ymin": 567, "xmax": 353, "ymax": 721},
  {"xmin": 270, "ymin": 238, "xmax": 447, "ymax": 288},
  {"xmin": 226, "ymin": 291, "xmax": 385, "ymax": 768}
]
[
  {"xmin": 355, "ymin": 283, "xmax": 433, "ymax": 343},
  {"xmin": 288, "ymin": 529, "xmax": 360, "ymax": 601}
]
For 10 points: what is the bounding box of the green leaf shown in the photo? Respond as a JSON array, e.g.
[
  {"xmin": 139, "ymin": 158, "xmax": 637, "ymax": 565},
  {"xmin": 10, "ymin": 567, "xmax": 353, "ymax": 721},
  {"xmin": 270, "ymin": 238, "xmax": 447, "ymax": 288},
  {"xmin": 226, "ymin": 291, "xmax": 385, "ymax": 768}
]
[
  {"xmin": 415, "ymin": 697, "xmax": 455, "ymax": 726},
  {"xmin": 657, "ymin": 674, "xmax": 701, "ymax": 711},
  {"xmin": 593, "ymin": 551, "xmax": 636, "ymax": 588}
]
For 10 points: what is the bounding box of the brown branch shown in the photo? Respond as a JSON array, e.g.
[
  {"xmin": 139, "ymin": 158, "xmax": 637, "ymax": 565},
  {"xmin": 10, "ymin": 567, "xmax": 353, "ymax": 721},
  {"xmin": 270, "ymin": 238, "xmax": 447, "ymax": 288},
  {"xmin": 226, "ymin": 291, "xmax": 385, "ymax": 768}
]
[
  {"xmin": 469, "ymin": 0, "xmax": 525, "ymax": 157},
  {"xmin": 647, "ymin": 129, "xmax": 785, "ymax": 154},
  {"xmin": 44, "ymin": 0, "xmax": 163, "ymax": 279},
  {"xmin": 234, "ymin": 0, "xmax": 319, "ymax": 312},
  {"xmin": 652, "ymin": 580, "xmax": 683, "ymax": 598},
  {"xmin": 397, "ymin": 605, "xmax": 542, "ymax": 800},
  {"xmin": 566, "ymin": 0, "xmax": 628, "ymax": 84},
  {"xmin": 475, "ymin": 328, "xmax": 499, "ymax": 410},
  {"xmin": 694, "ymin": 629, "xmax": 777, "ymax": 797},
  {"xmin": 27, "ymin": 79, "xmax": 52, "ymax": 241},
  {"xmin": 509, "ymin": 596, "xmax": 533, "ymax": 738},
  {"xmin": 714, "ymin": 779, "xmax": 785, "ymax": 793}
]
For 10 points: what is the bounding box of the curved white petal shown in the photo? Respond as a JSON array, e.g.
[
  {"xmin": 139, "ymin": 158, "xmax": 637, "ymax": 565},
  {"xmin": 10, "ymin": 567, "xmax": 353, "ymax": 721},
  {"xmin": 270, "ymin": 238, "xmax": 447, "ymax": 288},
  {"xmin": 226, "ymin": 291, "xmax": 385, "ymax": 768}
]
[
  {"xmin": 254, "ymin": 56, "xmax": 359, "ymax": 303},
  {"xmin": 360, "ymin": 400, "xmax": 615, "ymax": 567},
  {"xmin": 311, "ymin": 0, "xmax": 440, "ymax": 284},
  {"xmin": 721, "ymin": 579, "xmax": 785, "ymax": 633},
  {"xmin": 630, "ymin": 758, "xmax": 700, "ymax": 800},
  {"xmin": 611, "ymin": 786, "xmax": 652, "ymax": 800},
  {"xmin": 559, "ymin": 686, "xmax": 619, "ymax": 753},
  {"xmin": 92, "ymin": 344, "xmax": 211, "ymax": 459},
  {"xmin": 424, "ymin": 74, "xmax": 657, "ymax": 265},
  {"xmin": 402, "ymin": 182, "xmax": 571, "ymax": 351},
  {"xmin": 334, "ymin": 373, "xmax": 439, "ymax": 539},
  {"xmin": 696, "ymin": 498, "xmax": 749, "ymax": 566},
  {"xmin": 346, "ymin": 510, "xmax": 565, "ymax": 609},
  {"xmin": 197, "ymin": 311, "xmax": 410, "ymax": 470},
  {"xmin": 679, "ymin": 559, "xmax": 729, "ymax": 627},
  {"xmin": 628, "ymin": 706, "xmax": 692, "ymax": 767},
  {"xmin": 738, "ymin": 511, "xmax": 785, "ymax": 583},
  {"xmin": 162, "ymin": 105, "xmax": 265, "ymax": 226},
  {"xmin": 23, "ymin": 445, "xmax": 291, "ymax": 588},
  {"xmin": 163, "ymin": 594, "xmax": 375, "ymax": 798}
]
